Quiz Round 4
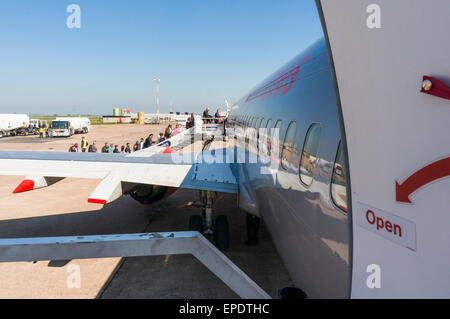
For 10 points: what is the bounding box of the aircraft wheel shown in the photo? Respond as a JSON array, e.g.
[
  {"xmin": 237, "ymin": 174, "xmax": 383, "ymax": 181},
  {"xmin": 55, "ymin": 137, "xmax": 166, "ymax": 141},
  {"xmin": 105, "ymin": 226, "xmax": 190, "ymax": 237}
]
[
  {"xmin": 245, "ymin": 213, "xmax": 260, "ymax": 246},
  {"xmin": 189, "ymin": 215, "xmax": 204, "ymax": 234},
  {"xmin": 214, "ymin": 215, "xmax": 229, "ymax": 251}
]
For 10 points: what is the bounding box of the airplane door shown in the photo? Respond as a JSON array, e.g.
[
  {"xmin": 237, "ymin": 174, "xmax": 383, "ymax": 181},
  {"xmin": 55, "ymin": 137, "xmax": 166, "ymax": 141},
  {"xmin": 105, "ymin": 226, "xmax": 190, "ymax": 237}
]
[{"xmin": 319, "ymin": 0, "xmax": 450, "ymax": 298}]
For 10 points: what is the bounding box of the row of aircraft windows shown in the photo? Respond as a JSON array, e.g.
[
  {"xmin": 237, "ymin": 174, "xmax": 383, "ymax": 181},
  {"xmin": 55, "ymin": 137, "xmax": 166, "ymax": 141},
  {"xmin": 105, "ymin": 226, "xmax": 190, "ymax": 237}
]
[{"xmin": 231, "ymin": 114, "xmax": 348, "ymax": 213}]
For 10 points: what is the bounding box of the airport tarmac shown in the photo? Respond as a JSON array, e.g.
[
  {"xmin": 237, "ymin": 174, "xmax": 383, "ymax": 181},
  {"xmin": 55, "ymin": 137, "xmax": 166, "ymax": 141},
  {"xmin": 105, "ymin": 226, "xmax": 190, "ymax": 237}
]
[{"xmin": 0, "ymin": 124, "xmax": 292, "ymax": 299}]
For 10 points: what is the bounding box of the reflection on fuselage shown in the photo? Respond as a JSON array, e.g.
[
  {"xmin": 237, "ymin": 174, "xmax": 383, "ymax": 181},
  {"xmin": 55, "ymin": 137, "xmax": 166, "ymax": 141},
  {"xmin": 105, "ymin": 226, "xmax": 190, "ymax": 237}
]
[{"xmin": 227, "ymin": 38, "xmax": 351, "ymax": 298}]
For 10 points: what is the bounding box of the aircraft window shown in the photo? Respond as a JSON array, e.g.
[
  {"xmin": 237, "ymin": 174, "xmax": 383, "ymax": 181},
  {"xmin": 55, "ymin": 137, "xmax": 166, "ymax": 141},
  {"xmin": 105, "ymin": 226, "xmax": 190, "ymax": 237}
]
[
  {"xmin": 255, "ymin": 118, "xmax": 264, "ymax": 151},
  {"xmin": 264, "ymin": 119, "xmax": 272, "ymax": 155},
  {"xmin": 254, "ymin": 117, "xmax": 259, "ymax": 128},
  {"xmin": 331, "ymin": 142, "xmax": 348, "ymax": 213},
  {"xmin": 273, "ymin": 120, "xmax": 282, "ymax": 156},
  {"xmin": 254, "ymin": 117, "xmax": 260, "ymax": 129},
  {"xmin": 257, "ymin": 117, "xmax": 264, "ymax": 140},
  {"xmin": 258, "ymin": 118, "xmax": 264, "ymax": 129},
  {"xmin": 299, "ymin": 123, "xmax": 322, "ymax": 186},
  {"xmin": 281, "ymin": 121, "xmax": 297, "ymax": 170},
  {"xmin": 250, "ymin": 117, "xmax": 259, "ymax": 142}
]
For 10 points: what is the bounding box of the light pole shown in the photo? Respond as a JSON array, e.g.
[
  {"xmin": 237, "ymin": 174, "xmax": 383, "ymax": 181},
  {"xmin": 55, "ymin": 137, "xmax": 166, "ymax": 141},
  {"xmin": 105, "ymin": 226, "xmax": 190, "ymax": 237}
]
[{"xmin": 154, "ymin": 78, "xmax": 160, "ymax": 116}]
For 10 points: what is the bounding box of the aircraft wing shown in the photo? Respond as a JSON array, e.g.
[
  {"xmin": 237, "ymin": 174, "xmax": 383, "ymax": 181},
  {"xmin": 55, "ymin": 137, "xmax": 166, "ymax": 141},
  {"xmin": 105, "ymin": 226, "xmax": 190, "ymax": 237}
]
[{"xmin": 0, "ymin": 149, "xmax": 238, "ymax": 204}]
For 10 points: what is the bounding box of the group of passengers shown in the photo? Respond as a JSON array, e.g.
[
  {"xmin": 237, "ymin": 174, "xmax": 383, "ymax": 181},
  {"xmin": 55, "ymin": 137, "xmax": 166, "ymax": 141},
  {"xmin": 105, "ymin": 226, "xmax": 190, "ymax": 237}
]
[
  {"xmin": 67, "ymin": 123, "xmax": 183, "ymax": 154},
  {"xmin": 202, "ymin": 107, "xmax": 224, "ymax": 124},
  {"xmin": 68, "ymin": 137, "xmax": 95, "ymax": 153}
]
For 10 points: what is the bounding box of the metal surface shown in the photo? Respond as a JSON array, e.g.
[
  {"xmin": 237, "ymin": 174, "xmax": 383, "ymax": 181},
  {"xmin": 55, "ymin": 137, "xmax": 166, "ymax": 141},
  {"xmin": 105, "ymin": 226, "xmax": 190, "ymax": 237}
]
[
  {"xmin": 228, "ymin": 38, "xmax": 351, "ymax": 298},
  {"xmin": 0, "ymin": 231, "xmax": 270, "ymax": 299},
  {"xmin": 320, "ymin": 0, "xmax": 450, "ymax": 298}
]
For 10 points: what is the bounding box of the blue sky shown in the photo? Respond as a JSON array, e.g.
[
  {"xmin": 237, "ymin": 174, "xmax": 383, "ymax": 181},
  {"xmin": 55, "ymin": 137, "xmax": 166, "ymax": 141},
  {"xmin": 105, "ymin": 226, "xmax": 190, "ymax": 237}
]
[{"xmin": 0, "ymin": 0, "xmax": 323, "ymax": 115}]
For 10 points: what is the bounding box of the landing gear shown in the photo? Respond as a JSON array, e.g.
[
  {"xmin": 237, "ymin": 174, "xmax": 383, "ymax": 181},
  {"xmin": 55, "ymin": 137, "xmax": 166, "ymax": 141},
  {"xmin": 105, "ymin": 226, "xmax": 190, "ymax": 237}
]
[
  {"xmin": 188, "ymin": 190, "xmax": 229, "ymax": 251},
  {"xmin": 245, "ymin": 213, "xmax": 260, "ymax": 246}
]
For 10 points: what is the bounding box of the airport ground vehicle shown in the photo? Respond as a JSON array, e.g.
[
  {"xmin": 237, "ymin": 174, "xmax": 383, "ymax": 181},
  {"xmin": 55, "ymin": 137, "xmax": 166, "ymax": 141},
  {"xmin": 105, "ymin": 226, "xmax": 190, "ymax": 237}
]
[
  {"xmin": 29, "ymin": 119, "xmax": 45, "ymax": 135},
  {"xmin": 15, "ymin": 127, "xmax": 35, "ymax": 136},
  {"xmin": 49, "ymin": 117, "xmax": 90, "ymax": 137},
  {"xmin": 0, "ymin": 114, "xmax": 30, "ymax": 138},
  {"xmin": 0, "ymin": 0, "xmax": 449, "ymax": 298}
]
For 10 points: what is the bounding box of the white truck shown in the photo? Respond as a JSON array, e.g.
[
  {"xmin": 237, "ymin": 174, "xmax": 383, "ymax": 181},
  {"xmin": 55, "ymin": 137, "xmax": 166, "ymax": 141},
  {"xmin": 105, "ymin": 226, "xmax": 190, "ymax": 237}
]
[
  {"xmin": 50, "ymin": 117, "xmax": 90, "ymax": 137},
  {"xmin": 0, "ymin": 114, "xmax": 30, "ymax": 138}
]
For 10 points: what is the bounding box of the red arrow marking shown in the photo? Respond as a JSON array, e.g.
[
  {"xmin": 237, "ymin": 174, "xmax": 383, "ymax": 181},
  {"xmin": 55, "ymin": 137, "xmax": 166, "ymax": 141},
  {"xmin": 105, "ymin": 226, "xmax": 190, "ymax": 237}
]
[{"xmin": 396, "ymin": 157, "xmax": 450, "ymax": 203}]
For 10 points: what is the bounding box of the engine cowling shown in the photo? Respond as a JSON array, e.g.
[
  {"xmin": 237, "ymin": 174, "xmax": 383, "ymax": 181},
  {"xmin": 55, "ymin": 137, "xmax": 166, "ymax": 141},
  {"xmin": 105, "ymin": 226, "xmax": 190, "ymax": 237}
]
[
  {"xmin": 128, "ymin": 184, "xmax": 178, "ymax": 205},
  {"xmin": 127, "ymin": 146, "xmax": 178, "ymax": 204}
]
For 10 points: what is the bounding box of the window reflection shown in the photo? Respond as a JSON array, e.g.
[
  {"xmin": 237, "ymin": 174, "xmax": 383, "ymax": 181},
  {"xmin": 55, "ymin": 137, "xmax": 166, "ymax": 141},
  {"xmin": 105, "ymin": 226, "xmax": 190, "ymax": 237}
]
[
  {"xmin": 281, "ymin": 121, "xmax": 297, "ymax": 170},
  {"xmin": 331, "ymin": 141, "xmax": 348, "ymax": 212},
  {"xmin": 299, "ymin": 123, "xmax": 322, "ymax": 186},
  {"xmin": 265, "ymin": 119, "xmax": 272, "ymax": 156},
  {"xmin": 273, "ymin": 120, "xmax": 282, "ymax": 158}
]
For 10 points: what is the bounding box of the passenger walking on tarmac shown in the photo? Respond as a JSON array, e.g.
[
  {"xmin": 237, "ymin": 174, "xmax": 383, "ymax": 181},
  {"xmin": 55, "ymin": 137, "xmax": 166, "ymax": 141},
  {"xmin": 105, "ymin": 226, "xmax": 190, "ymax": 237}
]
[
  {"xmin": 139, "ymin": 138, "xmax": 145, "ymax": 150},
  {"xmin": 125, "ymin": 143, "xmax": 132, "ymax": 154},
  {"xmin": 101, "ymin": 142, "xmax": 110, "ymax": 153},
  {"xmin": 144, "ymin": 134, "xmax": 153, "ymax": 149},
  {"xmin": 81, "ymin": 137, "xmax": 88, "ymax": 152},
  {"xmin": 158, "ymin": 132, "xmax": 165, "ymax": 143},
  {"xmin": 88, "ymin": 142, "xmax": 98, "ymax": 153},
  {"xmin": 133, "ymin": 141, "xmax": 139, "ymax": 152},
  {"xmin": 73, "ymin": 143, "xmax": 80, "ymax": 152},
  {"xmin": 164, "ymin": 125, "xmax": 172, "ymax": 139},
  {"xmin": 120, "ymin": 145, "xmax": 125, "ymax": 153},
  {"xmin": 189, "ymin": 113, "xmax": 196, "ymax": 128},
  {"xmin": 108, "ymin": 144, "xmax": 115, "ymax": 153},
  {"xmin": 173, "ymin": 124, "xmax": 180, "ymax": 135},
  {"xmin": 149, "ymin": 133, "xmax": 154, "ymax": 145},
  {"xmin": 186, "ymin": 117, "xmax": 191, "ymax": 129},
  {"xmin": 113, "ymin": 145, "xmax": 120, "ymax": 153}
]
